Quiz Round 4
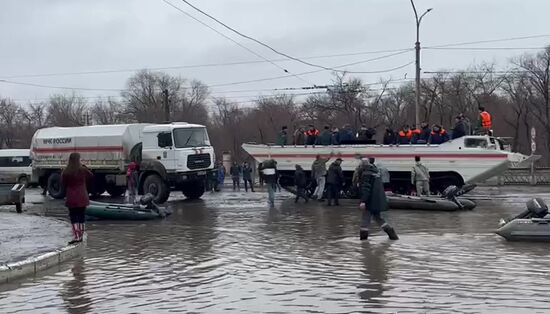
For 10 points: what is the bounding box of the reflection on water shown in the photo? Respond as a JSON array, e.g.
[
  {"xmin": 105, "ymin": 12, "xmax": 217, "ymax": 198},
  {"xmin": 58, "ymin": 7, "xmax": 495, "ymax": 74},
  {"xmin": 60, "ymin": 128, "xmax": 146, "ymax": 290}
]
[
  {"xmin": 1, "ymin": 187, "xmax": 550, "ymax": 313},
  {"xmin": 60, "ymin": 261, "xmax": 92, "ymax": 314}
]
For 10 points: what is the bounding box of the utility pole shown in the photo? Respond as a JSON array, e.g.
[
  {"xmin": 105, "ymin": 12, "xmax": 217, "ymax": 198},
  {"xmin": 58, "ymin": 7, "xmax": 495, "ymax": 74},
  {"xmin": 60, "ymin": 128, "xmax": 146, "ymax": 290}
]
[
  {"xmin": 162, "ymin": 89, "xmax": 170, "ymax": 122},
  {"xmin": 411, "ymin": 0, "xmax": 432, "ymax": 127}
]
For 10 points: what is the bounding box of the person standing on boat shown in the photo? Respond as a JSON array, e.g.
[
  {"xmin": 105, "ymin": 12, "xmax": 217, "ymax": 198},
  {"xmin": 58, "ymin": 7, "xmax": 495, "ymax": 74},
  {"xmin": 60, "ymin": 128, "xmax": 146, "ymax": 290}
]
[
  {"xmin": 411, "ymin": 156, "xmax": 430, "ymax": 196},
  {"xmin": 305, "ymin": 125, "xmax": 320, "ymax": 146},
  {"xmin": 428, "ymin": 125, "xmax": 449, "ymax": 144},
  {"xmin": 230, "ymin": 162, "xmax": 241, "ymax": 191},
  {"xmin": 62, "ymin": 152, "xmax": 92, "ymax": 245},
  {"xmin": 414, "ymin": 122, "xmax": 431, "ymax": 144},
  {"xmin": 338, "ymin": 124, "xmax": 355, "ymax": 144},
  {"xmin": 276, "ymin": 126, "xmax": 288, "ymax": 146},
  {"xmin": 294, "ymin": 164, "xmax": 308, "ymax": 203},
  {"xmin": 359, "ymin": 161, "xmax": 399, "ymax": 241},
  {"xmin": 398, "ymin": 125, "xmax": 413, "ymax": 144},
  {"xmin": 478, "ymin": 106, "xmax": 492, "ymax": 135},
  {"xmin": 452, "ymin": 116, "xmax": 467, "ymax": 139},
  {"xmin": 311, "ymin": 153, "xmax": 333, "ymax": 201},
  {"xmin": 260, "ymin": 159, "xmax": 278, "ymax": 208},
  {"xmin": 293, "ymin": 126, "xmax": 306, "ymax": 145},
  {"xmin": 326, "ymin": 158, "xmax": 344, "ymax": 206},
  {"xmin": 317, "ymin": 126, "xmax": 332, "ymax": 146},
  {"xmin": 383, "ymin": 128, "xmax": 397, "ymax": 145},
  {"xmin": 242, "ymin": 162, "xmax": 255, "ymax": 192}
]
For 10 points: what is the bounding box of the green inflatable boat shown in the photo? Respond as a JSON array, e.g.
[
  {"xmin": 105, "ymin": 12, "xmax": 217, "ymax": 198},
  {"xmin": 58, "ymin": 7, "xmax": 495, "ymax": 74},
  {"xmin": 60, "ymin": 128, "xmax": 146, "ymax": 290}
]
[{"xmin": 86, "ymin": 201, "xmax": 170, "ymax": 220}]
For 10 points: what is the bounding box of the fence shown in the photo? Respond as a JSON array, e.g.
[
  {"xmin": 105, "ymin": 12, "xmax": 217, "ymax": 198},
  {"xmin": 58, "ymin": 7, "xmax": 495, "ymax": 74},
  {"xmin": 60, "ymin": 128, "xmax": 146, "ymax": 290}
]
[{"xmin": 495, "ymin": 167, "xmax": 550, "ymax": 185}]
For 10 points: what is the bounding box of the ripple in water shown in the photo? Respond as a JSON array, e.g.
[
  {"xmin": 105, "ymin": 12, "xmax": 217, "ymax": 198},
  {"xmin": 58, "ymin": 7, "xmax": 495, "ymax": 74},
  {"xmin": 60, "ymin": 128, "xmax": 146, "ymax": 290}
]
[{"xmin": 1, "ymin": 188, "xmax": 550, "ymax": 313}]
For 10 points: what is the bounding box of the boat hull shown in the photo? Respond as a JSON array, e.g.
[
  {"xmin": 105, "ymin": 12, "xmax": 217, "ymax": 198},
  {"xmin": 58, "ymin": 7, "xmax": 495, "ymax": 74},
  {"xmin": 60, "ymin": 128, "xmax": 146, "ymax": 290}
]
[
  {"xmin": 86, "ymin": 201, "xmax": 164, "ymax": 220},
  {"xmin": 496, "ymin": 219, "xmax": 550, "ymax": 241},
  {"xmin": 387, "ymin": 194, "xmax": 476, "ymax": 211}
]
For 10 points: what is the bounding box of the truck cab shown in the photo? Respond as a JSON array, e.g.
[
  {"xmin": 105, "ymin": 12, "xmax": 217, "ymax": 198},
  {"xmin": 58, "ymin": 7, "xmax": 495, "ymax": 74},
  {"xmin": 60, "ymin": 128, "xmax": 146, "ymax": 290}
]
[{"xmin": 138, "ymin": 123, "xmax": 215, "ymax": 202}]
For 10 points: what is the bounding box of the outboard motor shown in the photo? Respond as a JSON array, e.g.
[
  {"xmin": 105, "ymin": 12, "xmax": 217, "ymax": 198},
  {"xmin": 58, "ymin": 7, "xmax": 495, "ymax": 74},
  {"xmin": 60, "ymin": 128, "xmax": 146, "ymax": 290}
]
[
  {"xmin": 526, "ymin": 198, "xmax": 548, "ymax": 218},
  {"xmin": 442, "ymin": 184, "xmax": 477, "ymax": 209},
  {"xmin": 501, "ymin": 198, "xmax": 548, "ymax": 225}
]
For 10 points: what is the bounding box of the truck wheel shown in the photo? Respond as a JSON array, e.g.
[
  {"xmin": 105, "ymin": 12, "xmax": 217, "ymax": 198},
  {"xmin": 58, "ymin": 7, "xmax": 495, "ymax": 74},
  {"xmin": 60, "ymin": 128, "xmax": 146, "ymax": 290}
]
[
  {"xmin": 47, "ymin": 172, "xmax": 66, "ymax": 199},
  {"xmin": 182, "ymin": 182, "xmax": 205, "ymax": 200},
  {"xmin": 106, "ymin": 184, "xmax": 126, "ymax": 198},
  {"xmin": 143, "ymin": 174, "xmax": 169, "ymax": 204}
]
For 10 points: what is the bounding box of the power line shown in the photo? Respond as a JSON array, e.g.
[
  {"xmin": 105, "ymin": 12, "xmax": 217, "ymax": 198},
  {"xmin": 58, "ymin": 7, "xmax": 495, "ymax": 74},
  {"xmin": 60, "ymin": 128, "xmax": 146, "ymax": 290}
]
[
  {"xmin": 425, "ymin": 34, "xmax": 550, "ymax": 49},
  {"xmin": 0, "ymin": 48, "xmax": 411, "ymax": 79},
  {"xmin": 209, "ymin": 50, "xmax": 413, "ymax": 87},
  {"xmin": 176, "ymin": 0, "xmax": 361, "ymax": 73},
  {"xmin": 425, "ymin": 47, "xmax": 547, "ymax": 51},
  {"xmin": 0, "ymin": 79, "xmax": 124, "ymax": 92},
  {"xmin": 161, "ymin": 0, "xmax": 311, "ymax": 85}
]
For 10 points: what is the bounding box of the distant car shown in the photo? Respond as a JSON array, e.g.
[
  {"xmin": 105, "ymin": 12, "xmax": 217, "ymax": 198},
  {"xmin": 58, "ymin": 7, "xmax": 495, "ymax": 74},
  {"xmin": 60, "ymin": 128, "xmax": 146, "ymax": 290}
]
[{"xmin": 0, "ymin": 149, "xmax": 33, "ymax": 186}]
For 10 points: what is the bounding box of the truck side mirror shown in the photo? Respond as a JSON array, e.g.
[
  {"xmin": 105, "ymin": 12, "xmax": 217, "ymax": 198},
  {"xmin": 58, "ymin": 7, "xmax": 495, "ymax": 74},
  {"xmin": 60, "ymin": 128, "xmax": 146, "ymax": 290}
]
[{"xmin": 157, "ymin": 132, "xmax": 173, "ymax": 148}]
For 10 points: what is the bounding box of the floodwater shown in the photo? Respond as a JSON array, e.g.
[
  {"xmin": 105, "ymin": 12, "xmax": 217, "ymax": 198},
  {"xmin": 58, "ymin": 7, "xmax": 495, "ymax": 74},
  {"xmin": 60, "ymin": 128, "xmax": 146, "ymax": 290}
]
[{"xmin": 2, "ymin": 186, "xmax": 550, "ymax": 313}]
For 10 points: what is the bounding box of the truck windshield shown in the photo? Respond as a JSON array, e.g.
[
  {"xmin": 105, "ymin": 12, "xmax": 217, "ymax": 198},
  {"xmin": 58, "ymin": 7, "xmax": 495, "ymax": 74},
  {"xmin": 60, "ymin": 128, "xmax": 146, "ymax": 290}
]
[{"xmin": 173, "ymin": 128, "xmax": 210, "ymax": 148}]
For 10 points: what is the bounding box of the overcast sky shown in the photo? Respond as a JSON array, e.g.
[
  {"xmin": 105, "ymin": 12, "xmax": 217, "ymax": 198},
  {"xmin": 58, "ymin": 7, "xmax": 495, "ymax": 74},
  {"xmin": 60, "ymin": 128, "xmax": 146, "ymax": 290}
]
[{"xmin": 1, "ymin": 0, "xmax": 550, "ymax": 107}]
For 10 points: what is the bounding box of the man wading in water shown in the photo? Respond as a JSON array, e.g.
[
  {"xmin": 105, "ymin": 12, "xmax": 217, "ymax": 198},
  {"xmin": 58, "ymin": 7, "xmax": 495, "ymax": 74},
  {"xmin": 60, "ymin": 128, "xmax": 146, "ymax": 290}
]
[
  {"xmin": 260, "ymin": 159, "xmax": 278, "ymax": 208},
  {"xmin": 358, "ymin": 159, "xmax": 399, "ymax": 241}
]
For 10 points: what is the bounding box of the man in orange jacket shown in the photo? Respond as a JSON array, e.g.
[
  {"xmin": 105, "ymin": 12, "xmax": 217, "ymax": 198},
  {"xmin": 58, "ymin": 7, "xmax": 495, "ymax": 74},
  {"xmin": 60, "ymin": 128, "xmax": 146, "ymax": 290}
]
[{"xmin": 478, "ymin": 107, "xmax": 492, "ymax": 135}]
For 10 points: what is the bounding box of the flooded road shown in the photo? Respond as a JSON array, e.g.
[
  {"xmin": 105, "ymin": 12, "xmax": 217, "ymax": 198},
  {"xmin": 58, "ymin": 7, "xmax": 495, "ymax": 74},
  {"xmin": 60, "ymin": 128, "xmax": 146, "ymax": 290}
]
[{"xmin": 2, "ymin": 186, "xmax": 550, "ymax": 313}]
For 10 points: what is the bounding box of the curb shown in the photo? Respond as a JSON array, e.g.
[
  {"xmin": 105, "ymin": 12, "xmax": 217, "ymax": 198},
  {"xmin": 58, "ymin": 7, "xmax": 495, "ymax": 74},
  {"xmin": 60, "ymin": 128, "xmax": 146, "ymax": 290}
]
[{"xmin": 0, "ymin": 240, "xmax": 86, "ymax": 284}]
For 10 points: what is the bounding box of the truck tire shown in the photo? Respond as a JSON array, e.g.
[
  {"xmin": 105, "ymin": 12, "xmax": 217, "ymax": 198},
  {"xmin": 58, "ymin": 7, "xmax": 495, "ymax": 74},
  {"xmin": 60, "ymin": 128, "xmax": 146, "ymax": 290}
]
[
  {"xmin": 182, "ymin": 182, "xmax": 205, "ymax": 200},
  {"xmin": 47, "ymin": 172, "xmax": 66, "ymax": 199},
  {"xmin": 143, "ymin": 174, "xmax": 169, "ymax": 204},
  {"xmin": 106, "ymin": 184, "xmax": 126, "ymax": 198}
]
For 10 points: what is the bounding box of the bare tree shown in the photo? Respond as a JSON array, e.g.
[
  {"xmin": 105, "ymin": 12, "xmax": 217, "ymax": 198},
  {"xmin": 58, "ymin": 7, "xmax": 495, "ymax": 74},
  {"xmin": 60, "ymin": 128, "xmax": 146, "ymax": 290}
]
[{"xmin": 47, "ymin": 94, "xmax": 87, "ymax": 127}]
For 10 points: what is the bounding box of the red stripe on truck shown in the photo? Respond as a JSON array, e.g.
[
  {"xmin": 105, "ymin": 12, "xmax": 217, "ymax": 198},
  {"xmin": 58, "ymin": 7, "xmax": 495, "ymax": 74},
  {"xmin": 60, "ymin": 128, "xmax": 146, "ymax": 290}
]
[
  {"xmin": 251, "ymin": 153, "xmax": 508, "ymax": 159},
  {"xmin": 32, "ymin": 146, "xmax": 124, "ymax": 153}
]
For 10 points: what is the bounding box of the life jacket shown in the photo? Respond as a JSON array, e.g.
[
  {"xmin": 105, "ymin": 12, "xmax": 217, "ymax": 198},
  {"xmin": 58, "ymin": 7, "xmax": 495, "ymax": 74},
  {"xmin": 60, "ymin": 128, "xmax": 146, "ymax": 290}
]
[
  {"xmin": 480, "ymin": 111, "xmax": 492, "ymax": 129},
  {"xmin": 412, "ymin": 128, "xmax": 421, "ymax": 135},
  {"xmin": 305, "ymin": 129, "xmax": 320, "ymax": 136},
  {"xmin": 431, "ymin": 128, "xmax": 446, "ymax": 136},
  {"xmin": 398, "ymin": 130, "xmax": 413, "ymax": 138}
]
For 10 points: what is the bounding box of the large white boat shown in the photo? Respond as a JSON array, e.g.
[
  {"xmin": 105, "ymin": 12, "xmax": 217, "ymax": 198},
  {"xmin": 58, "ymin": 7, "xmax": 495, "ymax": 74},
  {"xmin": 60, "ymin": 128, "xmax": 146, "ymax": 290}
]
[{"xmin": 242, "ymin": 135, "xmax": 531, "ymax": 193}]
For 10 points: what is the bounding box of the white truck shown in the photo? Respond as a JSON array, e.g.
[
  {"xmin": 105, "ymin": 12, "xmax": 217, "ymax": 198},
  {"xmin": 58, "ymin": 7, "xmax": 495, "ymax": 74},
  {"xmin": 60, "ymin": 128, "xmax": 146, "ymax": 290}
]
[{"xmin": 30, "ymin": 122, "xmax": 215, "ymax": 203}]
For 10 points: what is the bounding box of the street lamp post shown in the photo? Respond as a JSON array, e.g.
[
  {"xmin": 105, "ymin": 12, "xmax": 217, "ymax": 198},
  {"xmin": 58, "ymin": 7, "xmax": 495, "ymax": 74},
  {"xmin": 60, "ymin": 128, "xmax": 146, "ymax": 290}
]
[{"xmin": 410, "ymin": 0, "xmax": 432, "ymax": 127}]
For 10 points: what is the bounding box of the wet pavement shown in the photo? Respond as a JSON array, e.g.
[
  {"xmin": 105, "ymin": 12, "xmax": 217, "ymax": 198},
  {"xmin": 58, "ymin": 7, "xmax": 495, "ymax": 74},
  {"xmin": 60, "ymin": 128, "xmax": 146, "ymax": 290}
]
[
  {"xmin": 0, "ymin": 213, "xmax": 71, "ymax": 264},
  {"xmin": 1, "ymin": 186, "xmax": 550, "ymax": 313}
]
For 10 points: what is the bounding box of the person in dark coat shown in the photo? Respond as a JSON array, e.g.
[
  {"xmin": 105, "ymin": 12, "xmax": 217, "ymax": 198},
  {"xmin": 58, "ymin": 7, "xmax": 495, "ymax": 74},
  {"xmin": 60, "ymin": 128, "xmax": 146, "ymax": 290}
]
[
  {"xmin": 276, "ymin": 126, "xmax": 288, "ymax": 146},
  {"xmin": 326, "ymin": 158, "xmax": 344, "ymax": 206},
  {"xmin": 260, "ymin": 159, "xmax": 278, "ymax": 208},
  {"xmin": 62, "ymin": 152, "xmax": 93, "ymax": 244},
  {"xmin": 331, "ymin": 127, "xmax": 340, "ymax": 145},
  {"xmin": 294, "ymin": 164, "xmax": 308, "ymax": 203},
  {"xmin": 452, "ymin": 116, "xmax": 466, "ymax": 139},
  {"xmin": 429, "ymin": 125, "xmax": 449, "ymax": 144},
  {"xmin": 415, "ymin": 122, "xmax": 431, "ymax": 144},
  {"xmin": 230, "ymin": 162, "xmax": 241, "ymax": 191},
  {"xmin": 338, "ymin": 124, "xmax": 355, "ymax": 144},
  {"xmin": 383, "ymin": 128, "xmax": 397, "ymax": 145},
  {"xmin": 316, "ymin": 126, "xmax": 332, "ymax": 146},
  {"xmin": 359, "ymin": 163, "xmax": 399, "ymax": 241},
  {"xmin": 242, "ymin": 162, "xmax": 254, "ymax": 192}
]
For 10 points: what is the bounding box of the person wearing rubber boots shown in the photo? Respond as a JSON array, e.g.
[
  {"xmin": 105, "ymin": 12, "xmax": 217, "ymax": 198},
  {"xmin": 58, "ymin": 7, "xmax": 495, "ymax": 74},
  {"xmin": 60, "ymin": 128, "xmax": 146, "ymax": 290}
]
[{"xmin": 359, "ymin": 161, "xmax": 398, "ymax": 241}]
